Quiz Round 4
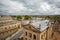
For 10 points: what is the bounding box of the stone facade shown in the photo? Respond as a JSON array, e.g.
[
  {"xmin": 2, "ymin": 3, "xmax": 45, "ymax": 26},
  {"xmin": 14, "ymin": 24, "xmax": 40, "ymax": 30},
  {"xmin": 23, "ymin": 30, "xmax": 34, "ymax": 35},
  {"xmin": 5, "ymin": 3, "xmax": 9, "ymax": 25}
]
[
  {"xmin": 21, "ymin": 19, "xmax": 53, "ymax": 40},
  {"xmin": 0, "ymin": 16, "xmax": 21, "ymax": 40},
  {"xmin": 22, "ymin": 24, "xmax": 53, "ymax": 40}
]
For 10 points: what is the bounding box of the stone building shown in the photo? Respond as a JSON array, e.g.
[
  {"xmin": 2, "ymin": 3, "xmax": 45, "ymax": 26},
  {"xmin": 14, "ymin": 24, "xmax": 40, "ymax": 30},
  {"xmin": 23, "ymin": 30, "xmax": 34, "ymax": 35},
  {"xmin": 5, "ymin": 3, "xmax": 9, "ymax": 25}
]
[
  {"xmin": 0, "ymin": 16, "xmax": 21, "ymax": 40},
  {"xmin": 22, "ymin": 18, "xmax": 53, "ymax": 40},
  {"xmin": 53, "ymin": 20, "xmax": 60, "ymax": 40}
]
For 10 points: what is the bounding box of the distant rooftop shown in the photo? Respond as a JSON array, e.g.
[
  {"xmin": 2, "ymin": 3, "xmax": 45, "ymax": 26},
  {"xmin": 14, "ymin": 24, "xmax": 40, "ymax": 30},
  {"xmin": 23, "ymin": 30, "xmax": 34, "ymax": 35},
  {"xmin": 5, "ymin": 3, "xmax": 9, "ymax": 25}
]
[
  {"xmin": 0, "ymin": 20, "xmax": 19, "ymax": 27},
  {"xmin": 0, "ymin": 16, "xmax": 20, "ymax": 27}
]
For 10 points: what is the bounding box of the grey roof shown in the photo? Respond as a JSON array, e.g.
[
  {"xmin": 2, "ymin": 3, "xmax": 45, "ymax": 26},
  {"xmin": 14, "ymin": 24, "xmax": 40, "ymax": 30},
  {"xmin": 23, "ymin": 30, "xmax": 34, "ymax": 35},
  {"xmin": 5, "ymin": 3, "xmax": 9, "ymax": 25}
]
[
  {"xmin": 31, "ymin": 20, "xmax": 51, "ymax": 31},
  {"xmin": 22, "ymin": 19, "xmax": 51, "ymax": 31}
]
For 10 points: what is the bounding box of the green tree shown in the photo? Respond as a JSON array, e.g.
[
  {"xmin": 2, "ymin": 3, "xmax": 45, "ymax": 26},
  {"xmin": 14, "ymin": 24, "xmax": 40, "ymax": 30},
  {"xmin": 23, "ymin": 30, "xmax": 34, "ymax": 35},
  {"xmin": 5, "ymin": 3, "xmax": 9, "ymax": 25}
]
[
  {"xmin": 24, "ymin": 15, "xmax": 31, "ymax": 20},
  {"xmin": 16, "ymin": 16, "xmax": 22, "ymax": 20}
]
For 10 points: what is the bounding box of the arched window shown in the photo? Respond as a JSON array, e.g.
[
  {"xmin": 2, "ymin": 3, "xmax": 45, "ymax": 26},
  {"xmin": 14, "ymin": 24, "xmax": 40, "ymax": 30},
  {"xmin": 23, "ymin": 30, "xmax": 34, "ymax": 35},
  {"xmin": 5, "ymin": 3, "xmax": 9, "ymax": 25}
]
[
  {"xmin": 18, "ymin": 25, "xmax": 20, "ymax": 28},
  {"xmin": 29, "ymin": 33, "xmax": 32, "ymax": 38},
  {"xmin": 5, "ymin": 27, "xmax": 7, "ymax": 29},
  {"xmin": 25, "ymin": 38, "xmax": 27, "ymax": 40},
  {"xmin": 33, "ymin": 35, "xmax": 36, "ymax": 40},
  {"xmin": 25, "ymin": 32, "xmax": 27, "ymax": 36},
  {"xmin": 41, "ymin": 35, "xmax": 43, "ymax": 39}
]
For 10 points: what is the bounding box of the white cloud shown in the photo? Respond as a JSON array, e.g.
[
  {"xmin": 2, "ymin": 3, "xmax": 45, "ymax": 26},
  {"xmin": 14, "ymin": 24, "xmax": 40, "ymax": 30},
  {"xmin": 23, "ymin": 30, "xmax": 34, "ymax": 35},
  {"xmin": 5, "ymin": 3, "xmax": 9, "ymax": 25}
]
[
  {"xmin": 40, "ymin": 2, "xmax": 51, "ymax": 11},
  {"xmin": 0, "ymin": 0, "xmax": 26, "ymax": 14},
  {"xmin": 8, "ymin": 1, "xmax": 25, "ymax": 11}
]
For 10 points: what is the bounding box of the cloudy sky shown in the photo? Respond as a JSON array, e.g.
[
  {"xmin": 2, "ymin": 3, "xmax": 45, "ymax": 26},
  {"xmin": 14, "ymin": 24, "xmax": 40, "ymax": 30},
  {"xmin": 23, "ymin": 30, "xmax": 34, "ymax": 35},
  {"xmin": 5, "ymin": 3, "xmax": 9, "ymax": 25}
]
[{"xmin": 0, "ymin": 0, "xmax": 60, "ymax": 15}]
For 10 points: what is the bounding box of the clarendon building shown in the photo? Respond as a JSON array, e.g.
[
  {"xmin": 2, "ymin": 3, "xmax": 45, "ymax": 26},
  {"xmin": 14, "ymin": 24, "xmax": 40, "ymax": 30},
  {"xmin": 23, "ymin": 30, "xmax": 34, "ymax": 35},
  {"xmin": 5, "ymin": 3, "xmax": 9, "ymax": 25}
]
[{"xmin": 21, "ymin": 18, "xmax": 53, "ymax": 40}]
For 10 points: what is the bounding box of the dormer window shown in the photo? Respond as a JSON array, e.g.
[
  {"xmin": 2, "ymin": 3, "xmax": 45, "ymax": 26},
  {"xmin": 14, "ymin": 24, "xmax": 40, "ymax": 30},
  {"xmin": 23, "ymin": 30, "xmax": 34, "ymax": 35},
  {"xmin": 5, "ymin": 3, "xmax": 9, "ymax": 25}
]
[
  {"xmin": 38, "ymin": 24, "xmax": 41, "ymax": 30},
  {"xmin": 46, "ymin": 22, "xmax": 48, "ymax": 24},
  {"xmin": 47, "ymin": 23, "xmax": 49, "ymax": 26}
]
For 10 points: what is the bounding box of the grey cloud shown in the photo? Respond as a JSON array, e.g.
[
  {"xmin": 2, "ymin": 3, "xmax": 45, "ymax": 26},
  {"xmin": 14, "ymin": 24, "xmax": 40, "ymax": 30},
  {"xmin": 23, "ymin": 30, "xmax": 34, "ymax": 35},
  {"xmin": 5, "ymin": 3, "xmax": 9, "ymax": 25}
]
[
  {"xmin": 45, "ymin": 0, "xmax": 60, "ymax": 8},
  {"xmin": 0, "ymin": 0, "xmax": 60, "ymax": 15}
]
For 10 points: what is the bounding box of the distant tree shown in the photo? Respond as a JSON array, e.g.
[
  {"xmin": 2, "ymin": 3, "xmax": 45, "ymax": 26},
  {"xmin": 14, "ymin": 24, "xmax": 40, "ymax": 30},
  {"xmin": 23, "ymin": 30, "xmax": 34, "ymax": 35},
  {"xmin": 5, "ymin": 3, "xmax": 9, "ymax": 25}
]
[
  {"xmin": 24, "ymin": 15, "xmax": 31, "ymax": 20},
  {"xmin": 11, "ymin": 16, "xmax": 16, "ymax": 17},
  {"xmin": 47, "ymin": 16, "xmax": 50, "ymax": 18},
  {"xmin": 16, "ymin": 16, "xmax": 22, "ymax": 20}
]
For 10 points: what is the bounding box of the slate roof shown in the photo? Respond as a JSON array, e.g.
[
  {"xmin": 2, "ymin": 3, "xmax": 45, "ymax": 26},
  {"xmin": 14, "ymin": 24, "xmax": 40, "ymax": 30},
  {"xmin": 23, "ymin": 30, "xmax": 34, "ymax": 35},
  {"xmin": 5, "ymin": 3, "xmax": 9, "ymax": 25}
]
[{"xmin": 22, "ymin": 18, "xmax": 51, "ymax": 31}]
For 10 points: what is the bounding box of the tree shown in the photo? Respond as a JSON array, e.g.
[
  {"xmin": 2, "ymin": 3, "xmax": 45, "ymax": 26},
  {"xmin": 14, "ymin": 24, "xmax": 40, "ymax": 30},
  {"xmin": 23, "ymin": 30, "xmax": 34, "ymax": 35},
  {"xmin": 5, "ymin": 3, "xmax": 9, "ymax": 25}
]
[
  {"xmin": 24, "ymin": 15, "xmax": 31, "ymax": 20},
  {"xmin": 16, "ymin": 16, "xmax": 22, "ymax": 20}
]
